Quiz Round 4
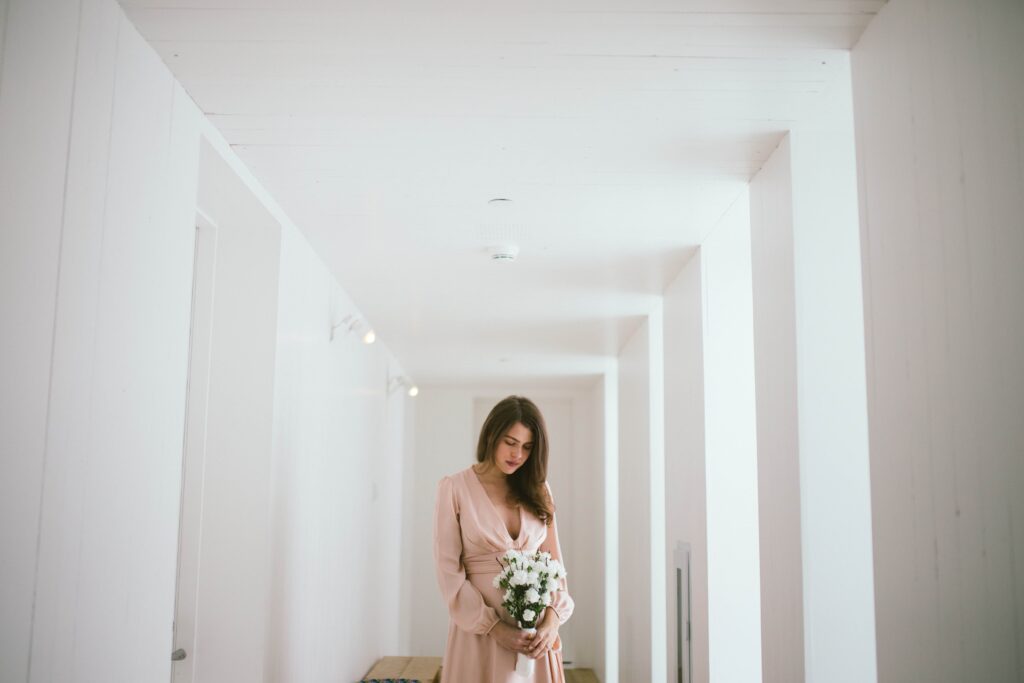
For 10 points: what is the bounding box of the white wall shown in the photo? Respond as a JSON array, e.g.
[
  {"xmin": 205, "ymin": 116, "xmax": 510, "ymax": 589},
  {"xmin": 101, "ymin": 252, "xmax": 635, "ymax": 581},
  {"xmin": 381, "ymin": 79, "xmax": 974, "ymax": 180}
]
[
  {"xmin": 791, "ymin": 63, "xmax": 877, "ymax": 683},
  {"xmin": 600, "ymin": 367, "xmax": 619, "ymax": 683},
  {"xmin": 749, "ymin": 137, "xmax": 805, "ymax": 683},
  {"xmin": 0, "ymin": 1, "xmax": 202, "ymax": 680},
  {"xmin": 617, "ymin": 321, "xmax": 650, "ymax": 682},
  {"xmin": 750, "ymin": 65, "xmax": 877, "ymax": 681},
  {"xmin": 408, "ymin": 387, "xmax": 476, "ymax": 658},
  {"xmin": 189, "ymin": 142, "xmax": 282, "ymax": 683},
  {"xmin": 852, "ymin": 1, "xmax": 1024, "ymax": 681},
  {"xmin": 267, "ymin": 219, "xmax": 408, "ymax": 683},
  {"xmin": 663, "ymin": 251, "xmax": 709, "ymax": 683},
  {"xmin": 407, "ymin": 385, "xmax": 602, "ymax": 671},
  {"xmin": 0, "ymin": 2, "xmax": 412, "ymax": 681},
  {"xmin": 701, "ymin": 192, "xmax": 763, "ymax": 683},
  {"xmin": 616, "ymin": 311, "xmax": 666, "ymax": 683}
]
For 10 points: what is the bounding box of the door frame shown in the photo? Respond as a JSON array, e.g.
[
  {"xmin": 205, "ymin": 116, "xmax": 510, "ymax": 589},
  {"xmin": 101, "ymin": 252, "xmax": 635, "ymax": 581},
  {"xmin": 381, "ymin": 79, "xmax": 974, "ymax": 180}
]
[{"xmin": 170, "ymin": 208, "xmax": 219, "ymax": 682}]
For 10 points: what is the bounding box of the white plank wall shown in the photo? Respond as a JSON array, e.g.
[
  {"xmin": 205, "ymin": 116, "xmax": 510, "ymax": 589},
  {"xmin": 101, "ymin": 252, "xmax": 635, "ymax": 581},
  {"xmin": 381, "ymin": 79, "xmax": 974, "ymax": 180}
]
[
  {"xmin": 663, "ymin": 252, "xmax": 709, "ymax": 683},
  {"xmin": 852, "ymin": 0, "xmax": 1024, "ymax": 681},
  {"xmin": 787, "ymin": 66, "xmax": 876, "ymax": 683},
  {"xmin": 701, "ymin": 192, "xmax": 763, "ymax": 683},
  {"xmin": 267, "ymin": 221, "xmax": 402, "ymax": 682},
  {"xmin": 566, "ymin": 388, "xmax": 604, "ymax": 674},
  {"xmin": 30, "ymin": 1, "xmax": 198, "ymax": 679},
  {"xmin": 749, "ymin": 137, "xmax": 806, "ymax": 683},
  {"xmin": 618, "ymin": 319, "xmax": 653, "ymax": 683},
  {"xmin": 750, "ymin": 69, "xmax": 877, "ymax": 683},
  {"xmin": 192, "ymin": 143, "xmax": 281, "ymax": 683},
  {"xmin": 0, "ymin": 1, "xmax": 81, "ymax": 679},
  {"xmin": 1, "ymin": 0, "xmax": 204, "ymax": 680},
  {"xmin": 0, "ymin": 1, "xmax": 418, "ymax": 681}
]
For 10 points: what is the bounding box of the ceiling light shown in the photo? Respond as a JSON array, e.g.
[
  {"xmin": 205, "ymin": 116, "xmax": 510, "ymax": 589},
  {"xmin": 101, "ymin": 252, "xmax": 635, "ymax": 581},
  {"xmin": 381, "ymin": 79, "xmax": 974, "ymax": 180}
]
[
  {"xmin": 483, "ymin": 197, "xmax": 521, "ymax": 263},
  {"xmin": 489, "ymin": 243, "xmax": 519, "ymax": 262},
  {"xmin": 331, "ymin": 314, "xmax": 375, "ymax": 344},
  {"xmin": 388, "ymin": 374, "xmax": 419, "ymax": 398}
]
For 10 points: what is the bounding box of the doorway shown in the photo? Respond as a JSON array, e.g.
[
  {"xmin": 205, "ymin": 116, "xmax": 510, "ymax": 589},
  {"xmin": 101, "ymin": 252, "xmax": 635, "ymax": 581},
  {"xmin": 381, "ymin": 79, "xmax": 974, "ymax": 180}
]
[{"xmin": 170, "ymin": 212, "xmax": 218, "ymax": 682}]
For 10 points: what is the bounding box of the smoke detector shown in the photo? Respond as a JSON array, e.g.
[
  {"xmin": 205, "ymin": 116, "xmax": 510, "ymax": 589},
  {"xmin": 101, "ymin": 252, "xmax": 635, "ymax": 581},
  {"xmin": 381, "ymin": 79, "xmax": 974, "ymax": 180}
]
[{"xmin": 489, "ymin": 243, "xmax": 520, "ymax": 263}]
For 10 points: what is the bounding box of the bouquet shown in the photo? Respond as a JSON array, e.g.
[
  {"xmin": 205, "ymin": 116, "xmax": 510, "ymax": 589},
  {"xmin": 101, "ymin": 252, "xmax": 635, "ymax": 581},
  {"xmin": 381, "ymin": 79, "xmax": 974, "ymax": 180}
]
[{"xmin": 492, "ymin": 550, "xmax": 568, "ymax": 677}]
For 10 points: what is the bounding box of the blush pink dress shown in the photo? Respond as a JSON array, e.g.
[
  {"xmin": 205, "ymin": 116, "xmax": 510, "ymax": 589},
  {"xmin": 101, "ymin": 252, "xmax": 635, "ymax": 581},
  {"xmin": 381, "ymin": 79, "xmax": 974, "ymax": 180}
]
[{"xmin": 433, "ymin": 466, "xmax": 574, "ymax": 683}]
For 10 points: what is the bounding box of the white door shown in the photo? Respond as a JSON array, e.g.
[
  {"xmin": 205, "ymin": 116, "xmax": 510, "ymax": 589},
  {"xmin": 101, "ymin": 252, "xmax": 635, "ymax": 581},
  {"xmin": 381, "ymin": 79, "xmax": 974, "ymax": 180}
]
[{"xmin": 170, "ymin": 215, "xmax": 218, "ymax": 682}]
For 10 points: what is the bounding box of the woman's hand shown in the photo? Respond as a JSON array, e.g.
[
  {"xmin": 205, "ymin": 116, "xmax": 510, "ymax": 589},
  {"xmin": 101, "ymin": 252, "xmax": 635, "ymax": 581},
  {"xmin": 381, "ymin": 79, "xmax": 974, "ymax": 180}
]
[
  {"xmin": 526, "ymin": 608, "xmax": 560, "ymax": 659},
  {"xmin": 489, "ymin": 621, "xmax": 535, "ymax": 654}
]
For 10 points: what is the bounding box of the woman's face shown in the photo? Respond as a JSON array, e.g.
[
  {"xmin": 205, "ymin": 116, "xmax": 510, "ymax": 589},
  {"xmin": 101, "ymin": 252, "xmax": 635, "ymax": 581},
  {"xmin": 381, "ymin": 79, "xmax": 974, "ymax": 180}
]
[{"xmin": 493, "ymin": 421, "xmax": 533, "ymax": 476}]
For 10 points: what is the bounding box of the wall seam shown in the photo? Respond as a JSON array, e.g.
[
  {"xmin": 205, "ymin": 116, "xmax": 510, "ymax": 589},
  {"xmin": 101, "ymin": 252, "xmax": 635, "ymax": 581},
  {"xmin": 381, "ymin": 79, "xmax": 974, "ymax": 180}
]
[
  {"xmin": 26, "ymin": 1, "xmax": 85, "ymax": 680},
  {"xmin": 68, "ymin": 13, "xmax": 123, "ymax": 673}
]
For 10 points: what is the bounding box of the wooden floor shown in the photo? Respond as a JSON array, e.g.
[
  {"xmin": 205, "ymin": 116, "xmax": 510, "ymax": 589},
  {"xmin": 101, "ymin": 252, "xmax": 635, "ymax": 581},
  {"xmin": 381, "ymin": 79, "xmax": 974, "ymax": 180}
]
[{"xmin": 565, "ymin": 669, "xmax": 600, "ymax": 683}]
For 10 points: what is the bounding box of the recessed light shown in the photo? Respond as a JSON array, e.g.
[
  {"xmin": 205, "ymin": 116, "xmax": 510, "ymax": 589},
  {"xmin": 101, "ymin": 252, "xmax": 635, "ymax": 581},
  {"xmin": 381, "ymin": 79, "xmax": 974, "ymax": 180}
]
[{"xmin": 489, "ymin": 244, "xmax": 519, "ymax": 262}]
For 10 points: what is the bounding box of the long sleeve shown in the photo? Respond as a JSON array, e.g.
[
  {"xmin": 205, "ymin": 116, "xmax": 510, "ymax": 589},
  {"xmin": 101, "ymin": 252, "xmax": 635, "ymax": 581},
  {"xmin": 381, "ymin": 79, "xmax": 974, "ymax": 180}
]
[
  {"xmin": 433, "ymin": 476, "xmax": 501, "ymax": 635},
  {"xmin": 540, "ymin": 482, "xmax": 575, "ymax": 625}
]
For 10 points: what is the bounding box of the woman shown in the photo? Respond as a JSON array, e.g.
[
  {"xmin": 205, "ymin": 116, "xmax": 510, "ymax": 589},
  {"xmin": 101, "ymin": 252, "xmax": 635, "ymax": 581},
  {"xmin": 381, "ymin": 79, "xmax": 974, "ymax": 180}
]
[{"xmin": 433, "ymin": 396, "xmax": 574, "ymax": 682}]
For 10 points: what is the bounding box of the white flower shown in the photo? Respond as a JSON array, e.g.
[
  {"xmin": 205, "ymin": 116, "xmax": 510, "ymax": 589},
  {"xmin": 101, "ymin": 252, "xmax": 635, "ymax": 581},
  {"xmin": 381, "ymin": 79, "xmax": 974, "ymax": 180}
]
[
  {"xmin": 504, "ymin": 589, "xmax": 513, "ymax": 602},
  {"xmin": 511, "ymin": 570, "xmax": 530, "ymax": 586},
  {"xmin": 525, "ymin": 588, "xmax": 540, "ymax": 603},
  {"xmin": 492, "ymin": 575, "xmax": 502, "ymax": 588},
  {"xmin": 523, "ymin": 609, "xmax": 536, "ymax": 623},
  {"xmin": 542, "ymin": 592, "xmax": 552, "ymax": 606}
]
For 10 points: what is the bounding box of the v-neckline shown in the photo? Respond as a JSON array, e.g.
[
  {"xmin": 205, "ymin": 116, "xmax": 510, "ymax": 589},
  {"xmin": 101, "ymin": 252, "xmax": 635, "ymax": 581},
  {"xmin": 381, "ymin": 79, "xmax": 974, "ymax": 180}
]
[{"xmin": 469, "ymin": 466, "xmax": 524, "ymax": 543}]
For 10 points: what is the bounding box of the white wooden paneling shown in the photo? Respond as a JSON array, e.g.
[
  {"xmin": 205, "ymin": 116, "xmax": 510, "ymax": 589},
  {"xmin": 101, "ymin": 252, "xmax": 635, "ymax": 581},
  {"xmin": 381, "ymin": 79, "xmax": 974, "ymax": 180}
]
[
  {"xmin": 749, "ymin": 136, "xmax": 805, "ymax": 683},
  {"xmin": 567, "ymin": 388, "xmax": 603, "ymax": 672},
  {"xmin": 268, "ymin": 215, "xmax": 417, "ymax": 682},
  {"xmin": 663, "ymin": 252, "xmax": 709, "ymax": 683},
  {"xmin": 26, "ymin": 1, "xmax": 121, "ymax": 680},
  {"xmin": 617, "ymin": 320, "xmax": 652, "ymax": 682},
  {"xmin": 190, "ymin": 141, "xmax": 280, "ymax": 683},
  {"xmin": 0, "ymin": 0, "xmax": 205, "ymax": 679},
  {"xmin": 0, "ymin": 1, "xmax": 81, "ymax": 680},
  {"xmin": 788, "ymin": 66, "xmax": 876, "ymax": 683},
  {"xmin": 115, "ymin": 0, "xmax": 886, "ymax": 390},
  {"xmin": 701, "ymin": 191, "xmax": 763, "ymax": 683},
  {"xmin": 648, "ymin": 305, "xmax": 667, "ymax": 683},
  {"xmin": 124, "ymin": 5, "xmax": 878, "ymax": 47},
  {"xmin": 50, "ymin": 11, "xmax": 201, "ymax": 681},
  {"xmin": 750, "ymin": 69, "xmax": 877, "ymax": 682},
  {"xmin": 408, "ymin": 388, "xmax": 477, "ymax": 659},
  {"xmin": 68, "ymin": 15, "xmax": 196, "ymax": 681},
  {"xmin": 853, "ymin": 0, "xmax": 1024, "ymax": 680}
]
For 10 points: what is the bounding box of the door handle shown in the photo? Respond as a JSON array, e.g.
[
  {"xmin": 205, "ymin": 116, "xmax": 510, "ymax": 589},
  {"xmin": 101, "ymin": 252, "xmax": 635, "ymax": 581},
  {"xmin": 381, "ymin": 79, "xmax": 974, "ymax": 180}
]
[{"xmin": 171, "ymin": 648, "xmax": 187, "ymax": 662}]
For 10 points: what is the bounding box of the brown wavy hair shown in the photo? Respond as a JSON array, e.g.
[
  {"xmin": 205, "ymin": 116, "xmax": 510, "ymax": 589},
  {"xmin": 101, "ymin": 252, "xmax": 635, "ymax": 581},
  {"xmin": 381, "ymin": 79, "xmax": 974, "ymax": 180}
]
[{"xmin": 476, "ymin": 395, "xmax": 555, "ymax": 526}]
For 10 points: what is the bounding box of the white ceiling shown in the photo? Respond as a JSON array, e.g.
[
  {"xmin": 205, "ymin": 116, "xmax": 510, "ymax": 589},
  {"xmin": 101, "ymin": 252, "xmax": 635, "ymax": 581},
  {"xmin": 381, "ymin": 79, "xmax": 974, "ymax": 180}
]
[{"xmin": 121, "ymin": 0, "xmax": 885, "ymax": 389}]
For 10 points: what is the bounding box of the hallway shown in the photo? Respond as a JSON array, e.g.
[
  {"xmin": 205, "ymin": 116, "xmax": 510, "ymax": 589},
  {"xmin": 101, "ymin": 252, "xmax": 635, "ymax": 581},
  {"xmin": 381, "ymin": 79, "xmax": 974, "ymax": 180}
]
[{"xmin": 2, "ymin": 1, "xmax": 1023, "ymax": 682}]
